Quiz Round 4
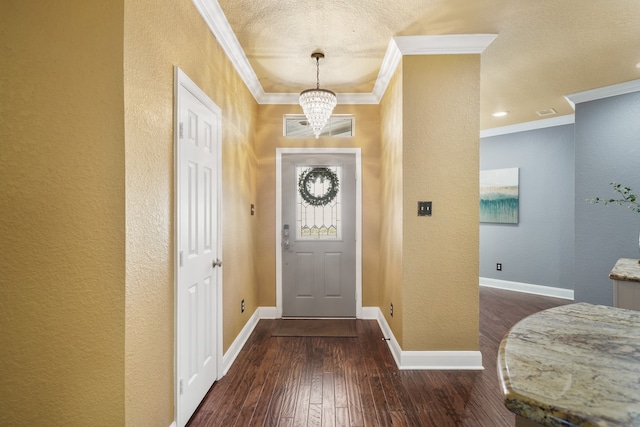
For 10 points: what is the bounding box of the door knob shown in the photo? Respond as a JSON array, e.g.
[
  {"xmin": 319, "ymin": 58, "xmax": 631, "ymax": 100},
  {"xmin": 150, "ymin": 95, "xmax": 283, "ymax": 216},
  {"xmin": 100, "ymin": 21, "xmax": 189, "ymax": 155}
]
[{"xmin": 212, "ymin": 258, "xmax": 222, "ymax": 268}]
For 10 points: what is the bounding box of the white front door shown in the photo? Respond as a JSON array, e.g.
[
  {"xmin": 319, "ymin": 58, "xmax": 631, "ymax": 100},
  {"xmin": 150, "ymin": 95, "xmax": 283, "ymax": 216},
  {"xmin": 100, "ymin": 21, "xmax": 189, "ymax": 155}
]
[
  {"xmin": 281, "ymin": 153, "xmax": 356, "ymax": 317},
  {"xmin": 175, "ymin": 69, "xmax": 222, "ymax": 427}
]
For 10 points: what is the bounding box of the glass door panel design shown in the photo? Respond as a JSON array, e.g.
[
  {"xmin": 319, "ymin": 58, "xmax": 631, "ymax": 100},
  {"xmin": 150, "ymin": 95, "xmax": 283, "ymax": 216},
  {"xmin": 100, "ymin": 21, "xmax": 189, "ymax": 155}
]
[{"xmin": 295, "ymin": 166, "xmax": 342, "ymax": 241}]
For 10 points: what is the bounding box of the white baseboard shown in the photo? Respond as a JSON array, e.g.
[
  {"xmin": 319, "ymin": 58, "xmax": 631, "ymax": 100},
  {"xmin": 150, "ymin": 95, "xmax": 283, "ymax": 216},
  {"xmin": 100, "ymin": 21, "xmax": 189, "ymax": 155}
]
[
  {"xmin": 222, "ymin": 308, "xmax": 261, "ymax": 376},
  {"xmin": 222, "ymin": 282, "xmax": 567, "ymax": 375},
  {"xmin": 259, "ymin": 306, "xmax": 277, "ymax": 319},
  {"xmin": 365, "ymin": 307, "xmax": 484, "ymax": 370},
  {"xmin": 221, "ymin": 306, "xmax": 485, "ymax": 377},
  {"xmin": 480, "ymin": 277, "xmax": 574, "ymax": 300},
  {"xmin": 225, "ymin": 282, "xmax": 570, "ymax": 374},
  {"xmin": 169, "ymin": 422, "xmax": 177, "ymax": 427},
  {"xmin": 399, "ymin": 351, "xmax": 483, "ymax": 370},
  {"xmin": 372, "ymin": 307, "xmax": 403, "ymax": 367},
  {"xmin": 361, "ymin": 306, "xmax": 380, "ymax": 319}
]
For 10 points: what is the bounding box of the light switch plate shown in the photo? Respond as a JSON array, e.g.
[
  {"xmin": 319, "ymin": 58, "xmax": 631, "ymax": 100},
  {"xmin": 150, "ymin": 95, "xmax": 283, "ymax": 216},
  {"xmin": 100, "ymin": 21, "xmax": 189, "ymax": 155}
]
[{"xmin": 418, "ymin": 201, "xmax": 432, "ymax": 216}]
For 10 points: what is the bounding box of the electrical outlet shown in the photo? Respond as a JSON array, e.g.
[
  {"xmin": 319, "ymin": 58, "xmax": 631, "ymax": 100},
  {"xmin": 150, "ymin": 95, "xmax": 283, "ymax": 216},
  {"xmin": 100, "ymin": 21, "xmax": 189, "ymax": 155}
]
[
  {"xmin": 241, "ymin": 299, "xmax": 245, "ymax": 313},
  {"xmin": 497, "ymin": 263, "xmax": 502, "ymax": 271},
  {"xmin": 390, "ymin": 303, "xmax": 394, "ymax": 317}
]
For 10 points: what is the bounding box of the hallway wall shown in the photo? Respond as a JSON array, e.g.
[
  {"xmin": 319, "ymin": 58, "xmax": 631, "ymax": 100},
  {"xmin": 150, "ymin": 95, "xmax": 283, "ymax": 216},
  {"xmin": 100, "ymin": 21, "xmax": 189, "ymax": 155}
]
[
  {"xmin": 379, "ymin": 54, "xmax": 481, "ymax": 351},
  {"xmin": 480, "ymin": 124, "xmax": 575, "ymax": 290},
  {"xmin": 124, "ymin": 0, "xmax": 259, "ymax": 425},
  {"xmin": 379, "ymin": 62, "xmax": 405, "ymax": 345},
  {"xmin": 401, "ymin": 55, "xmax": 481, "ymax": 351},
  {"xmin": 254, "ymin": 104, "xmax": 381, "ymax": 309},
  {"xmin": 1, "ymin": 2, "xmax": 126, "ymax": 425},
  {"xmin": 575, "ymin": 90, "xmax": 640, "ymax": 305}
]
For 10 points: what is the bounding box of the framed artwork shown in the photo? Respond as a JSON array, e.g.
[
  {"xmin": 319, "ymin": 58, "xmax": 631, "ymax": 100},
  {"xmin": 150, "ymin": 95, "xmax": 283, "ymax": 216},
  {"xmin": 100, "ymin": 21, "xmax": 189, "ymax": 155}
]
[{"xmin": 480, "ymin": 168, "xmax": 519, "ymax": 224}]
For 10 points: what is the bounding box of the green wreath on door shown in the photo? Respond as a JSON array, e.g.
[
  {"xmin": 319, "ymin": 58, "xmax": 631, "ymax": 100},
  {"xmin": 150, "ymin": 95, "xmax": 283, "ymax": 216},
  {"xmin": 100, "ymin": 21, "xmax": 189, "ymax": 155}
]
[{"xmin": 298, "ymin": 167, "xmax": 340, "ymax": 206}]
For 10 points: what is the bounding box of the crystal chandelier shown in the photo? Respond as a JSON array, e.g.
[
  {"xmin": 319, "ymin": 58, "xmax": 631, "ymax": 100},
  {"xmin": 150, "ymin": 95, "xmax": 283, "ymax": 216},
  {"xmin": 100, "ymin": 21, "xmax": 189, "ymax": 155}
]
[{"xmin": 299, "ymin": 52, "xmax": 337, "ymax": 139}]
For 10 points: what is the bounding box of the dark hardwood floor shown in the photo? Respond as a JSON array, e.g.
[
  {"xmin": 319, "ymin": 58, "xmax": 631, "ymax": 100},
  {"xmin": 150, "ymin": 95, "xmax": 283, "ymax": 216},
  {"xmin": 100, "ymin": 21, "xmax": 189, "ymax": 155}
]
[{"xmin": 187, "ymin": 287, "xmax": 569, "ymax": 427}]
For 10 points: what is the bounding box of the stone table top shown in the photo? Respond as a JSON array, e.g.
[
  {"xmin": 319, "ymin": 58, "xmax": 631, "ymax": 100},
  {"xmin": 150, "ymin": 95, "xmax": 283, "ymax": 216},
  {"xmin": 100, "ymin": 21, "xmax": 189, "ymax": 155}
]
[
  {"xmin": 498, "ymin": 303, "xmax": 640, "ymax": 427},
  {"xmin": 610, "ymin": 258, "xmax": 640, "ymax": 282}
]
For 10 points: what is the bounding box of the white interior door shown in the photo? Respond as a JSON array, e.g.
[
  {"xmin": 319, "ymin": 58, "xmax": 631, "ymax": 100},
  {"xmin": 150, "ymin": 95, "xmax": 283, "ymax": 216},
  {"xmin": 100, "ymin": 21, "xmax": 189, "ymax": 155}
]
[
  {"xmin": 175, "ymin": 69, "xmax": 222, "ymax": 427},
  {"xmin": 281, "ymin": 153, "xmax": 356, "ymax": 317}
]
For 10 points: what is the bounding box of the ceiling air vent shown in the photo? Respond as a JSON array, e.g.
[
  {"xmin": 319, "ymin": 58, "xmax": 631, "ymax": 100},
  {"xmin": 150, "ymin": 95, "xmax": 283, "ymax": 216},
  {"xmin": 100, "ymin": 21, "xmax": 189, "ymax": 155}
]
[{"xmin": 536, "ymin": 108, "xmax": 557, "ymax": 117}]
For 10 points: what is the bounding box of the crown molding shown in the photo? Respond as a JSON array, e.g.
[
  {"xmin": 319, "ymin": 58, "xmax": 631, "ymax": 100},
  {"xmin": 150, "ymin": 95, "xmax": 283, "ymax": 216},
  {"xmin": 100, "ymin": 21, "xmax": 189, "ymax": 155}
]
[
  {"xmin": 480, "ymin": 114, "xmax": 575, "ymax": 138},
  {"xmin": 393, "ymin": 34, "xmax": 498, "ymax": 55},
  {"xmin": 260, "ymin": 92, "xmax": 380, "ymax": 105},
  {"xmin": 258, "ymin": 93, "xmax": 299, "ymax": 105},
  {"xmin": 191, "ymin": 0, "xmax": 265, "ymax": 101},
  {"xmin": 338, "ymin": 93, "xmax": 380, "ymax": 104},
  {"xmin": 372, "ymin": 34, "xmax": 498, "ymax": 102},
  {"xmin": 372, "ymin": 38, "xmax": 404, "ymax": 103},
  {"xmin": 564, "ymin": 79, "xmax": 640, "ymax": 109},
  {"xmin": 482, "ymin": 78, "xmax": 640, "ymax": 137},
  {"xmin": 192, "ymin": 1, "xmax": 498, "ymax": 105}
]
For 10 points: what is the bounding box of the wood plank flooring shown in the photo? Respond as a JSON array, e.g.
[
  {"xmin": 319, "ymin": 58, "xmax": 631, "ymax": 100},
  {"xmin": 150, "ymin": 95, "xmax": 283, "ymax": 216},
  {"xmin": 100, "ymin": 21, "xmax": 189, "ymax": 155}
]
[{"xmin": 187, "ymin": 287, "xmax": 569, "ymax": 427}]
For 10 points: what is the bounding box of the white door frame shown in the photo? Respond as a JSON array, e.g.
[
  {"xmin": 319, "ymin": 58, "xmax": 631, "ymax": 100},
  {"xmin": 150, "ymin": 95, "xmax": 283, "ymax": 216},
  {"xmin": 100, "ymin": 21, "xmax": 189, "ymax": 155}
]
[
  {"xmin": 173, "ymin": 67, "xmax": 224, "ymax": 424},
  {"xmin": 275, "ymin": 148, "xmax": 362, "ymax": 318}
]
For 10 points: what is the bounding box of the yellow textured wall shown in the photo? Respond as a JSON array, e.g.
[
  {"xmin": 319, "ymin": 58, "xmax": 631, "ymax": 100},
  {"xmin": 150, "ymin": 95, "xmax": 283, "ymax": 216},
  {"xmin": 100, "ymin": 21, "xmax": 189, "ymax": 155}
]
[
  {"xmin": 1, "ymin": 4, "xmax": 480, "ymax": 426},
  {"xmin": 0, "ymin": 2, "xmax": 126, "ymax": 425},
  {"xmin": 255, "ymin": 105, "xmax": 381, "ymax": 309},
  {"xmin": 402, "ymin": 55, "xmax": 480, "ymax": 351},
  {"xmin": 378, "ymin": 64, "xmax": 405, "ymax": 345},
  {"xmin": 124, "ymin": 0, "xmax": 258, "ymax": 425}
]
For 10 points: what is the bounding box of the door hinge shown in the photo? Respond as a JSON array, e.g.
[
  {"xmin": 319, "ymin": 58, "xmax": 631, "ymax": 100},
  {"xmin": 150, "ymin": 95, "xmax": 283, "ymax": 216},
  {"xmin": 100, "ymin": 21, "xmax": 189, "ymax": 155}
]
[
  {"xmin": 179, "ymin": 122, "xmax": 184, "ymax": 138},
  {"xmin": 180, "ymin": 379, "xmax": 184, "ymax": 395},
  {"xmin": 179, "ymin": 251, "xmax": 184, "ymax": 267}
]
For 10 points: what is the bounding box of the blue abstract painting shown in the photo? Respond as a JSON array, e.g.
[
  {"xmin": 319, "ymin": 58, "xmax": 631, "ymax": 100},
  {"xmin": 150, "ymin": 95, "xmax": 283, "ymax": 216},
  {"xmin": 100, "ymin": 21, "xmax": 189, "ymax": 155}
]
[{"xmin": 480, "ymin": 168, "xmax": 519, "ymax": 224}]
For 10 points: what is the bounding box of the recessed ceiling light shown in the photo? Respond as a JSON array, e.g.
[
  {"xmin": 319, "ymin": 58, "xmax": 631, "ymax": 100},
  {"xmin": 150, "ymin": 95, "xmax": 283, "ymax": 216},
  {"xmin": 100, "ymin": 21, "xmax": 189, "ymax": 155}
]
[{"xmin": 492, "ymin": 111, "xmax": 508, "ymax": 117}]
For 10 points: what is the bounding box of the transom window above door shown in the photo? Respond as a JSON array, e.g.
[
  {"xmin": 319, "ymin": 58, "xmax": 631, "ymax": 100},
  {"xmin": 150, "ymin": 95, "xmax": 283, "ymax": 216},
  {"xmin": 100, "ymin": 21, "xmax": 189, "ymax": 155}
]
[{"xmin": 284, "ymin": 115, "xmax": 354, "ymax": 138}]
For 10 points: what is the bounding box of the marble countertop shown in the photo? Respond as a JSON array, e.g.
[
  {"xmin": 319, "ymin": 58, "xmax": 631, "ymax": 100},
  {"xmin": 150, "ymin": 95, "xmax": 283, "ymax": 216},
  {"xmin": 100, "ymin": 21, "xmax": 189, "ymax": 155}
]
[
  {"xmin": 610, "ymin": 258, "xmax": 640, "ymax": 282},
  {"xmin": 498, "ymin": 303, "xmax": 640, "ymax": 427}
]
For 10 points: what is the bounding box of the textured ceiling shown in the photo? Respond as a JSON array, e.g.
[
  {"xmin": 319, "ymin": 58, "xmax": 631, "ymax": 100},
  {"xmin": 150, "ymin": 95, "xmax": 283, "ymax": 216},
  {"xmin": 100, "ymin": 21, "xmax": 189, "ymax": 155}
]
[{"xmin": 214, "ymin": 0, "xmax": 640, "ymax": 129}]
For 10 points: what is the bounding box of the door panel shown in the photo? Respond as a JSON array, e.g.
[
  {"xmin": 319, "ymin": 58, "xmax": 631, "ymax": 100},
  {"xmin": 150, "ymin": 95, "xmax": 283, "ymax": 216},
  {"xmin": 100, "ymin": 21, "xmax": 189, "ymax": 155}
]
[
  {"xmin": 324, "ymin": 253, "xmax": 341, "ymax": 296},
  {"xmin": 295, "ymin": 253, "xmax": 314, "ymax": 296},
  {"xmin": 282, "ymin": 154, "xmax": 356, "ymax": 317}
]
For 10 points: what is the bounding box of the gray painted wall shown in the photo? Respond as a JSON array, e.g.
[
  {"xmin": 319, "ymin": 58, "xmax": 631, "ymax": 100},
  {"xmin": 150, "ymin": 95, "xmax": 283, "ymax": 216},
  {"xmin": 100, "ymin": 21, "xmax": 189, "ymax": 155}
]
[
  {"xmin": 575, "ymin": 91, "xmax": 640, "ymax": 305},
  {"xmin": 480, "ymin": 124, "xmax": 575, "ymax": 290}
]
